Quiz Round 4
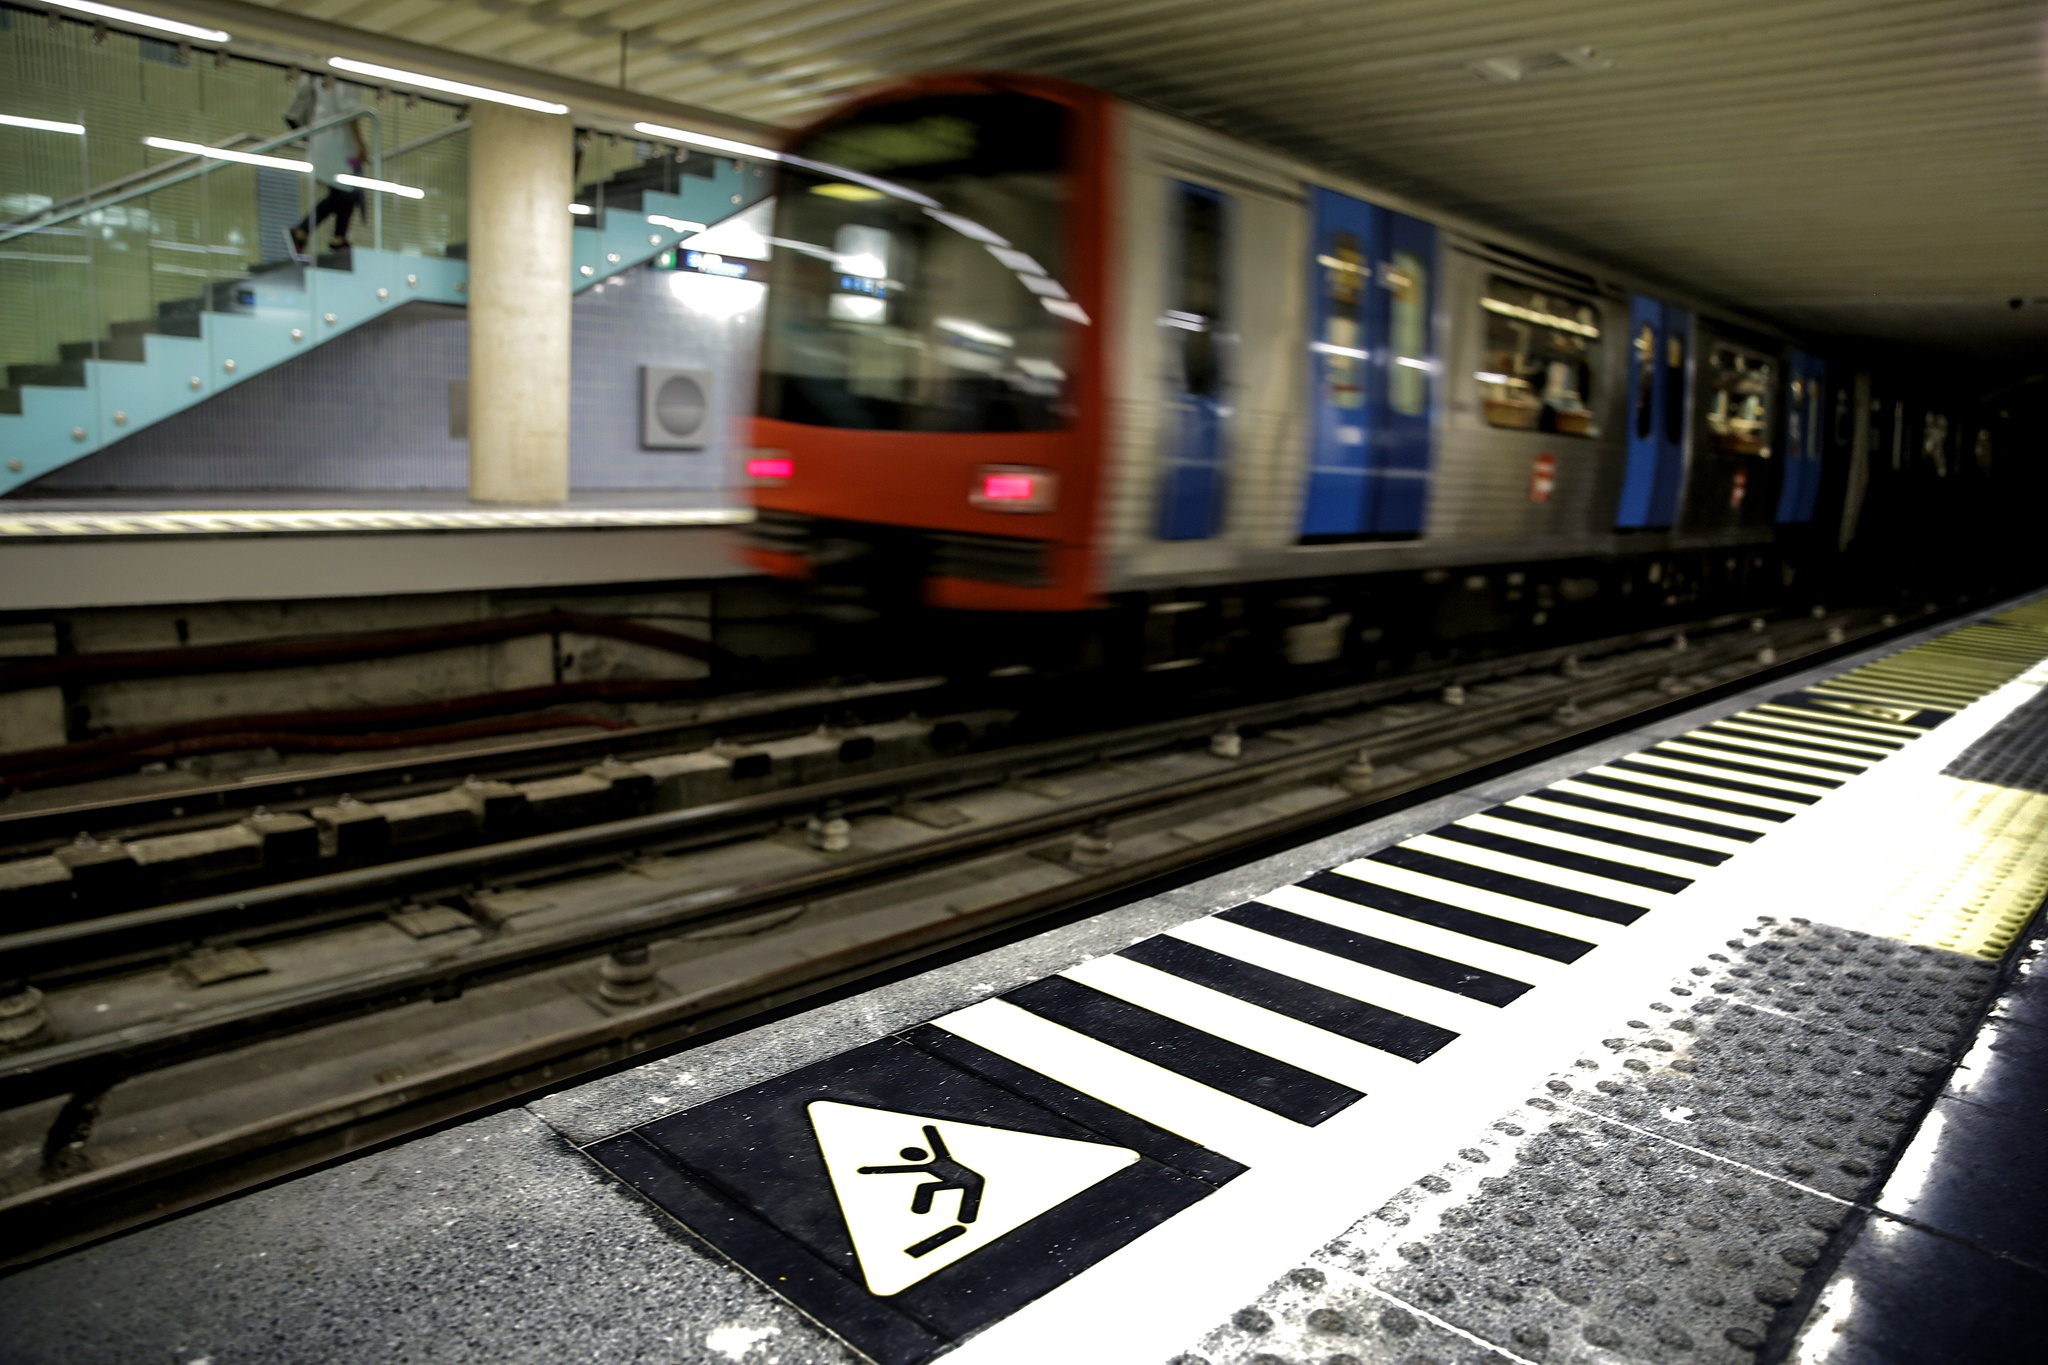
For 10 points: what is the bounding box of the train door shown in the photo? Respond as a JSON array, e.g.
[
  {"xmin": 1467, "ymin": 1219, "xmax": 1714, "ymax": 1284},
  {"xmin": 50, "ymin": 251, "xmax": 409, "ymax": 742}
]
[
  {"xmin": 1614, "ymin": 295, "xmax": 1690, "ymax": 529},
  {"xmin": 1375, "ymin": 212, "xmax": 1437, "ymax": 535},
  {"xmin": 1299, "ymin": 189, "xmax": 1378, "ymax": 538},
  {"xmin": 1155, "ymin": 182, "xmax": 1232, "ymax": 541},
  {"xmin": 1651, "ymin": 307, "xmax": 1692, "ymax": 525},
  {"xmin": 1297, "ymin": 190, "xmax": 1436, "ymax": 539},
  {"xmin": 1774, "ymin": 349, "xmax": 1827, "ymax": 523}
]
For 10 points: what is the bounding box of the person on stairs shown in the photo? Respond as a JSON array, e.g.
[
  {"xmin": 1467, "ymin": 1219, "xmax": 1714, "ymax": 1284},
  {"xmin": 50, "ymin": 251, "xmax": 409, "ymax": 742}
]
[{"xmin": 283, "ymin": 76, "xmax": 369, "ymax": 259}]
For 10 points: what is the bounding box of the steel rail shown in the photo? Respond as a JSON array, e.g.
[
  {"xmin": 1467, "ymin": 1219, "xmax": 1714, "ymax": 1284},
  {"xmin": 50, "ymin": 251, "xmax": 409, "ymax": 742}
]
[
  {"xmin": 0, "ymin": 605, "xmax": 1774, "ymax": 857},
  {"xmin": 0, "ymin": 676, "xmax": 949, "ymax": 852},
  {"xmin": 0, "ymin": 600, "xmax": 1926, "ymax": 1264},
  {"xmin": 0, "ymin": 606, "xmax": 1795, "ymax": 976},
  {"xmin": 0, "ymin": 606, "xmax": 1883, "ymax": 1110}
]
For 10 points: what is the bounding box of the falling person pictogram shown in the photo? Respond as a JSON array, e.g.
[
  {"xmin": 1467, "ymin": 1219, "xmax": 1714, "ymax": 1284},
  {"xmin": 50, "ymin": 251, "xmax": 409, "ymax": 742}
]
[{"xmin": 857, "ymin": 1124, "xmax": 987, "ymax": 1257}]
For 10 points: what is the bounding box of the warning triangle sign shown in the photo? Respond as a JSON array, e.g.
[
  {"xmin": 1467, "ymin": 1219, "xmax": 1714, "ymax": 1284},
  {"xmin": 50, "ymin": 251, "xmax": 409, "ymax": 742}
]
[{"xmin": 807, "ymin": 1100, "xmax": 1139, "ymax": 1297}]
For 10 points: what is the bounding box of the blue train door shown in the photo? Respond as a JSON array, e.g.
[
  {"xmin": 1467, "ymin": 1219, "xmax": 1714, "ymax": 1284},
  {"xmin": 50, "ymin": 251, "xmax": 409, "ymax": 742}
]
[
  {"xmin": 1373, "ymin": 212, "xmax": 1437, "ymax": 535},
  {"xmin": 1299, "ymin": 189, "xmax": 1378, "ymax": 537},
  {"xmin": 1298, "ymin": 192, "xmax": 1436, "ymax": 539},
  {"xmin": 1614, "ymin": 296, "xmax": 1690, "ymax": 528},
  {"xmin": 1775, "ymin": 349, "xmax": 1826, "ymax": 524},
  {"xmin": 1155, "ymin": 182, "xmax": 1231, "ymax": 541}
]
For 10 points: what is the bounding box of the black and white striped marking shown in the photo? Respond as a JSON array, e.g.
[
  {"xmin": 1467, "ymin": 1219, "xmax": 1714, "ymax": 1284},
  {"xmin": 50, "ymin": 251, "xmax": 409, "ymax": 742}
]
[{"xmin": 587, "ymin": 661, "xmax": 2043, "ymax": 1365}]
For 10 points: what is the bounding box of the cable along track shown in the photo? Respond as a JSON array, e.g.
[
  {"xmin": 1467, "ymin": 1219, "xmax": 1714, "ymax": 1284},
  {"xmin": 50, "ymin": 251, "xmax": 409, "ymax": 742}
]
[{"xmin": 0, "ymin": 603, "xmax": 1928, "ymax": 1263}]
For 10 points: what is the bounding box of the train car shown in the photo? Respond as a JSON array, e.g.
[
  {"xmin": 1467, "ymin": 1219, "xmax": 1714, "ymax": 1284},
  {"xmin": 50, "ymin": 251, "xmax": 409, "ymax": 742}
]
[{"xmin": 741, "ymin": 73, "xmax": 1988, "ymax": 676}]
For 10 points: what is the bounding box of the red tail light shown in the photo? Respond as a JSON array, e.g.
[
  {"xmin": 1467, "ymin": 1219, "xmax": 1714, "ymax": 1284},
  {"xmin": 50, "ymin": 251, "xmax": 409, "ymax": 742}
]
[
  {"xmin": 970, "ymin": 464, "xmax": 1057, "ymax": 512},
  {"xmin": 746, "ymin": 453, "xmax": 794, "ymax": 482}
]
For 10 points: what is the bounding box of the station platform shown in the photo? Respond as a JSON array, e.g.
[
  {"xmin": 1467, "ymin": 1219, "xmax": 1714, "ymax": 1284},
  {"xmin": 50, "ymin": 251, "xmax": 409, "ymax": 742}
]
[{"xmin": 6, "ymin": 596, "xmax": 2048, "ymax": 1365}]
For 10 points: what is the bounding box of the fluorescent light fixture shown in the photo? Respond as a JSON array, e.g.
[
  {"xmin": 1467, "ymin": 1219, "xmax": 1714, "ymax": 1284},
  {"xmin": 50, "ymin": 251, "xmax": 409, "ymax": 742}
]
[
  {"xmin": 0, "ymin": 113, "xmax": 86, "ymax": 135},
  {"xmin": 789, "ymin": 158, "xmax": 935, "ymax": 207},
  {"xmin": 1474, "ymin": 371, "xmax": 1512, "ymax": 384},
  {"xmin": 828, "ymin": 293, "xmax": 886, "ymax": 323},
  {"xmin": 937, "ymin": 317, "xmax": 1014, "ymax": 349},
  {"xmin": 1310, "ymin": 340, "xmax": 1369, "ymax": 360},
  {"xmin": 768, "ymin": 236, "xmax": 835, "ymax": 262},
  {"xmin": 647, "ymin": 214, "xmax": 705, "ymax": 233},
  {"xmin": 810, "ymin": 182, "xmax": 884, "ymax": 202},
  {"xmin": 336, "ymin": 172, "xmax": 424, "ymax": 199},
  {"xmin": 926, "ymin": 208, "xmax": 1007, "ymax": 246},
  {"xmin": 1394, "ymin": 355, "xmax": 1436, "ymax": 371},
  {"xmin": 567, "ymin": 203, "xmax": 592, "ymax": 215},
  {"xmin": 633, "ymin": 121, "xmax": 781, "ymax": 163},
  {"xmin": 1017, "ymin": 274, "xmax": 1070, "ymax": 301},
  {"xmin": 329, "ymin": 57, "xmax": 568, "ymax": 115},
  {"xmin": 144, "ymin": 136, "xmax": 310, "ymax": 172},
  {"xmin": 987, "ymin": 246, "xmax": 1045, "ymax": 276},
  {"xmin": 1481, "ymin": 295, "xmax": 1599, "ymax": 338},
  {"xmin": 1042, "ymin": 298, "xmax": 1090, "ymax": 325},
  {"xmin": 45, "ymin": 1, "xmax": 228, "ymax": 42}
]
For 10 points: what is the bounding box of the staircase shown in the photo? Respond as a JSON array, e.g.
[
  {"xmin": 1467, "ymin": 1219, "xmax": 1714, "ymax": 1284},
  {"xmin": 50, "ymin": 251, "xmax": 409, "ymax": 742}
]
[{"xmin": 0, "ymin": 149, "xmax": 769, "ymax": 496}]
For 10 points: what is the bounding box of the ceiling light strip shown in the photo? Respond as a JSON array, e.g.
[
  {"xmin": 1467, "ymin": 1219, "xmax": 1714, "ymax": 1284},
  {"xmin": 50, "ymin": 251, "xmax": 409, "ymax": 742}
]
[
  {"xmin": 44, "ymin": 0, "xmax": 228, "ymax": 42},
  {"xmin": 329, "ymin": 57, "xmax": 568, "ymax": 116},
  {"xmin": 0, "ymin": 113, "xmax": 87, "ymax": 135}
]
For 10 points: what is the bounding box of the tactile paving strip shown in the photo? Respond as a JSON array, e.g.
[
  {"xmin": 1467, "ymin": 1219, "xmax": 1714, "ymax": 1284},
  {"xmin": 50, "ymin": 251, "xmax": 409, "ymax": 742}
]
[
  {"xmin": 1178, "ymin": 917, "xmax": 2003, "ymax": 1365},
  {"xmin": 1805, "ymin": 617, "xmax": 2048, "ymax": 713}
]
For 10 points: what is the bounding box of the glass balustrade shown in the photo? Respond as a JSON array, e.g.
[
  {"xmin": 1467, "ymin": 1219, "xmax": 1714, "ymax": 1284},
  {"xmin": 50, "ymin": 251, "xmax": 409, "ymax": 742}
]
[{"xmin": 1, "ymin": 11, "xmax": 467, "ymax": 427}]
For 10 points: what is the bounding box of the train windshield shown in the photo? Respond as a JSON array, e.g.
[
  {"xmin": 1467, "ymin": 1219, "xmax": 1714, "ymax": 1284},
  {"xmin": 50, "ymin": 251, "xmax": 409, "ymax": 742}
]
[{"xmin": 758, "ymin": 92, "xmax": 1074, "ymax": 433}]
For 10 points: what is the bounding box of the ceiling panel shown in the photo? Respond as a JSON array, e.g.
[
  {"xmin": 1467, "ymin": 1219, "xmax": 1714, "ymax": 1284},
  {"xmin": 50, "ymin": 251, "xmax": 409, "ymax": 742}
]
[{"xmin": 241, "ymin": 0, "xmax": 2048, "ymax": 354}]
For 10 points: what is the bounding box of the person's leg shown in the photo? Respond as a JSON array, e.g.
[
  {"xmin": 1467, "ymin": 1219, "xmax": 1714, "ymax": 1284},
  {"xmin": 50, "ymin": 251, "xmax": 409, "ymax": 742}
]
[
  {"xmin": 330, "ymin": 188, "xmax": 365, "ymax": 246},
  {"xmin": 290, "ymin": 187, "xmax": 346, "ymax": 255}
]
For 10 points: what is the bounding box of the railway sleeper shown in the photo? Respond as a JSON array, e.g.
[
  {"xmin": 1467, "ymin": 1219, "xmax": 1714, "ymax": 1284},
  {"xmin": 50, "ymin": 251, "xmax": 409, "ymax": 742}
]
[{"xmin": 0, "ymin": 714, "xmax": 1003, "ymax": 927}]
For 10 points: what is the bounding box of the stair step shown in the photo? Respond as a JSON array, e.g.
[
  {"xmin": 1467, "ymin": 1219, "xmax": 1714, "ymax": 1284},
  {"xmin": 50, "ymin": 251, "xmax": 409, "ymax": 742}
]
[
  {"xmin": 111, "ymin": 316, "xmax": 202, "ymax": 340},
  {"xmin": 60, "ymin": 336, "xmax": 147, "ymax": 364},
  {"xmin": 6, "ymin": 360, "xmax": 85, "ymax": 390}
]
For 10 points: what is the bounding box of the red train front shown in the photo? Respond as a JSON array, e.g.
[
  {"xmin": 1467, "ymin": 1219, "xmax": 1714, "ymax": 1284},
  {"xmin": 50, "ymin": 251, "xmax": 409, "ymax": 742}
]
[{"xmin": 745, "ymin": 75, "xmax": 1112, "ymax": 612}]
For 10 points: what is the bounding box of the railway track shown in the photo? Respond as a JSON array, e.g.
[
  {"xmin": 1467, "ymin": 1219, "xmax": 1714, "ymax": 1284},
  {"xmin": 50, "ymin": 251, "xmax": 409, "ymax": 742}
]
[{"xmin": 0, "ymin": 598, "xmax": 1945, "ymax": 1263}]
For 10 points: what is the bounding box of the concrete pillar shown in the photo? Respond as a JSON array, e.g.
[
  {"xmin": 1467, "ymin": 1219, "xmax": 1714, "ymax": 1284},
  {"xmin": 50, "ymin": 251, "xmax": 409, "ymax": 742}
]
[{"xmin": 467, "ymin": 103, "xmax": 573, "ymax": 504}]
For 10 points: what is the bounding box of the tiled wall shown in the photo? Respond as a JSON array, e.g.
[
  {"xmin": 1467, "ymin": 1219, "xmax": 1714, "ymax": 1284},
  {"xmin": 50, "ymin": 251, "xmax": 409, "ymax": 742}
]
[{"xmin": 25, "ymin": 261, "xmax": 760, "ymax": 495}]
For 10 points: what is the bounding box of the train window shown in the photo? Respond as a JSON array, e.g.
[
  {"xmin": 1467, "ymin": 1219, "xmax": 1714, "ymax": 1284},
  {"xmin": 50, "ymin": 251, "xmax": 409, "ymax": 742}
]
[
  {"xmin": 1388, "ymin": 250, "xmax": 1429, "ymax": 416},
  {"xmin": 1632, "ymin": 323, "xmax": 1655, "ymax": 440},
  {"xmin": 1663, "ymin": 333, "xmax": 1686, "ymax": 444},
  {"xmin": 1923, "ymin": 413, "xmax": 1950, "ymax": 475},
  {"xmin": 1479, "ymin": 277, "xmax": 1599, "ymax": 437},
  {"xmin": 757, "ymin": 92, "xmax": 1074, "ymax": 432},
  {"xmin": 1703, "ymin": 345, "xmax": 1775, "ymax": 458},
  {"xmin": 1154, "ymin": 182, "xmax": 1232, "ymax": 542},
  {"xmin": 1176, "ymin": 187, "xmax": 1224, "ymax": 399},
  {"xmin": 1320, "ymin": 231, "xmax": 1366, "ymax": 412}
]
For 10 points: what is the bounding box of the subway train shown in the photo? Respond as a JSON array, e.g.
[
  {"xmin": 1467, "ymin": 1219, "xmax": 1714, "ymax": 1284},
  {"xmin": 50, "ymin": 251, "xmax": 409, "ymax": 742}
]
[{"xmin": 739, "ymin": 72, "xmax": 2024, "ymax": 680}]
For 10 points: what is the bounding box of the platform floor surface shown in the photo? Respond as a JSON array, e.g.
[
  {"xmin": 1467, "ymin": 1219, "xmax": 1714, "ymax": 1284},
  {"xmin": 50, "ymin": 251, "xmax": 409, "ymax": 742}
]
[{"xmin": 8, "ymin": 595, "xmax": 2048, "ymax": 1365}]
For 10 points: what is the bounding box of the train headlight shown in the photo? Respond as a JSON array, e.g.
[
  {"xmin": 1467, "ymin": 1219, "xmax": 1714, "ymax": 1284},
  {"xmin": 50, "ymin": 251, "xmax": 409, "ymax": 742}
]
[
  {"xmin": 970, "ymin": 465, "xmax": 1057, "ymax": 512},
  {"xmin": 746, "ymin": 451, "xmax": 794, "ymax": 483}
]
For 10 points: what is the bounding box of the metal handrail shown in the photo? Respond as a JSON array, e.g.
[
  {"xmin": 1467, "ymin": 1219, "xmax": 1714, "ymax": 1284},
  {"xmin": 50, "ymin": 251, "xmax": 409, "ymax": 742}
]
[
  {"xmin": 0, "ymin": 133, "xmax": 267, "ymax": 231},
  {"xmin": 0, "ymin": 105, "xmax": 381, "ymax": 247},
  {"xmin": 386, "ymin": 120, "xmax": 468, "ymax": 162}
]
